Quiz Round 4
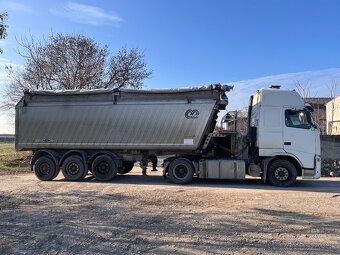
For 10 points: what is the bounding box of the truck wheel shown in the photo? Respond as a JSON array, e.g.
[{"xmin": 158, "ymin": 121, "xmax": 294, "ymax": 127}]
[
  {"xmin": 52, "ymin": 167, "xmax": 61, "ymax": 179},
  {"xmin": 119, "ymin": 161, "xmax": 134, "ymax": 174},
  {"xmin": 61, "ymin": 155, "xmax": 87, "ymax": 181},
  {"xmin": 33, "ymin": 155, "xmax": 58, "ymax": 181},
  {"xmin": 168, "ymin": 158, "xmax": 194, "ymax": 184},
  {"xmin": 267, "ymin": 160, "xmax": 297, "ymax": 187},
  {"xmin": 91, "ymin": 155, "xmax": 118, "ymax": 181}
]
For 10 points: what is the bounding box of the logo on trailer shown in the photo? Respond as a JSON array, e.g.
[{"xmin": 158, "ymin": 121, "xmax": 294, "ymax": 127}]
[{"xmin": 185, "ymin": 109, "xmax": 199, "ymax": 119}]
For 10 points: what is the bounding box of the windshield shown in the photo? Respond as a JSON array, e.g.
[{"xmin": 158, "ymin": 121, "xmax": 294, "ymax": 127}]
[{"xmin": 285, "ymin": 110, "xmax": 313, "ymax": 129}]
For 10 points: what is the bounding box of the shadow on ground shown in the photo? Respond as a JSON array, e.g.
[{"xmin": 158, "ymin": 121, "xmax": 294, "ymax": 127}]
[
  {"xmin": 0, "ymin": 190, "xmax": 339, "ymax": 255},
  {"xmin": 53, "ymin": 174, "xmax": 340, "ymax": 194}
]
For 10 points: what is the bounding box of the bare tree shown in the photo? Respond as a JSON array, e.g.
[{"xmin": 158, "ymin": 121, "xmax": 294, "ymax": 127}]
[
  {"xmin": 3, "ymin": 33, "xmax": 152, "ymax": 110},
  {"xmin": 105, "ymin": 48, "xmax": 152, "ymax": 89},
  {"xmin": 295, "ymin": 80, "xmax": 312, "ymax": 98},
  {"xmin": 15, "ymin": 34, "xmax": 107, "ymax": 90},
  {"xmin": 0, "ymin": 12, "xmax": 8, "ymax": 54},
  {"xmin": 295, "ymin": 80, "xmax": 329, "ymax": 134}
]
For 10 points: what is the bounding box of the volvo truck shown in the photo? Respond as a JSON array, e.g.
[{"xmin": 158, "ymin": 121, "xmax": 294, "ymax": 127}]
[{"xmin": 15, "ymin": 84, "xmax": 321, "ymax": 186}]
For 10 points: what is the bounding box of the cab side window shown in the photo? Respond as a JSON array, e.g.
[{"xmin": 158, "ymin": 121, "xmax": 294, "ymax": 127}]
[{"xmin": 285, "ymin": 110, "xmax": 311, "ymax": 129}]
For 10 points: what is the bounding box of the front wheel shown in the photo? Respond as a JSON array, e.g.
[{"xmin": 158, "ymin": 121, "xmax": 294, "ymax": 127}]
[
  {"xmin": 168, "ymin": 158, "xmax": 194, "ymax": 184},
  {"xmin": 267, "ymin": 160, "xmax": 297, "ymax": 187}
]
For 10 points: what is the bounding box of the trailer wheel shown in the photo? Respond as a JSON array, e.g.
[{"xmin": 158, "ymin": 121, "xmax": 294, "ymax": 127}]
[
  {"xmin": 119, "ymin": 161, "xmax": 134, "ymax": 174},
  {"xmin": 168, "ymin": 158, "xmax": 194, "ymax": 184},
  {"xmin": 61, "ymin": 155, "xmax": 87, "ymax": 181},
  {"xmin": 91, "ymin": 155, "xmax": 118, "ymax": 181},
  {"xmin": 52, "ymin": 167, "xmax": 61, "ymax": 179},
  {"xmin": 267, "ymin": 159, "xmax": 297, "ymax": 187},
  {"xmin": 33, "ymin": 155, "xmax": 57, "ymax": 181}
]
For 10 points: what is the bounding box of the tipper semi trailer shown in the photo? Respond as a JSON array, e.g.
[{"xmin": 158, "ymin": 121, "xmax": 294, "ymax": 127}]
[{"xmin": 15, "ymin": 84, "xmax": 321, "ymax": 186}]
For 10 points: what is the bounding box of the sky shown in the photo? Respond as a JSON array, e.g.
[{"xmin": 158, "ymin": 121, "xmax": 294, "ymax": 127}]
[{"xmin": 1, "ymin": 0, "xmax": 340, "ymax": 133}]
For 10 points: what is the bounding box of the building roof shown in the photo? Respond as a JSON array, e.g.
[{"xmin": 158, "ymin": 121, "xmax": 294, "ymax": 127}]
[{"xmin": 304, "ymin": 97, "xmax": 332, "ymax": 109}]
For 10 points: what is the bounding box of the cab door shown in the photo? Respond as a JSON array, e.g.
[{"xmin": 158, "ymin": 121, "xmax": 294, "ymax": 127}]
[{"xmin": 283, "ymin": 109, "xmax": 317, "ymax": 168}]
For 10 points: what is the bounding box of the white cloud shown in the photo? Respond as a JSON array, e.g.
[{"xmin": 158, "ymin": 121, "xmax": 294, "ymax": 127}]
[
  {"xmin": 0, "ymin": 57, "xmax": 20, "ymax": 86},
  {"xmin": 0, "ymin": 57, "xmax": 12, "ymax": 85},
  {"xmin": 0, "ymin": 57, "xmax": 17, "ymax": 134},
  {"xmin": 0, "ymin": 113, "xmax": 13, "ymax": 134},
  {"xmin": 225, "ymin": 68, "xmax": 340, "ymax": 111},
  {"xmin": 0, "ymin": 1, "xmax": 33, "ymax": 13},
  {"xmin": 51, "ymin": 2, "xmax": 123, "ymax": 27}
]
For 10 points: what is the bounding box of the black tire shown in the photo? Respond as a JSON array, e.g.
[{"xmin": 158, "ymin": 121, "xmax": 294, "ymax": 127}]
[
  {"xmin": 91, "ymin": 155, "xmax": 118, "ymax": 181},
  {"xmin": 267, "ymin": 159, "xmax": 297, "ymax": 187},
  {"xmin": 52, "ymin": 167, "xmax": 61, "ymax": 179},
  {"xmin": 119, "ymin": 161, "xmax": 134, "ymax": 174},
  {"xmin": 61, "ymin": 155, "xmax": 87, "ymax": 181},
  {"xmin": 33, "ymin": 155, "xmax": 58, "ymax": 181},
  {"xmin": 168, "ymin": 158, "xmax": 194, "ymax": 184}
]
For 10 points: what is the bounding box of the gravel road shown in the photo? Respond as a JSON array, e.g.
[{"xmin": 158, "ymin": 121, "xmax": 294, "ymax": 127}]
[{"xmin": 0, "ymin": 168, "xmax": 339, "ymax": 255}]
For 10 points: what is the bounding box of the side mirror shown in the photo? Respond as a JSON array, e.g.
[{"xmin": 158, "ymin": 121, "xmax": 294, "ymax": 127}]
[
  {"xmin": 311, "ymin": 123, "xmax": 318, "ymax": 130},
  {"xmin": 305, "ymin": 103, "xmax": 314, "ymax": 112}
]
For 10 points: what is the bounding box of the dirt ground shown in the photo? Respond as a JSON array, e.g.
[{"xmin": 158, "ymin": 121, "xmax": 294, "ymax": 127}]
[{"xmin": 0, "ymin": 168, "xmax": 339, "ymax": 255}]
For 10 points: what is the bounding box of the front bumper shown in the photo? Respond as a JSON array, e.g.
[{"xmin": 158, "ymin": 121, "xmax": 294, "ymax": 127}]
[{"xmin": 302, "ymin": 155, "xmax": 321, "ymax": 179}]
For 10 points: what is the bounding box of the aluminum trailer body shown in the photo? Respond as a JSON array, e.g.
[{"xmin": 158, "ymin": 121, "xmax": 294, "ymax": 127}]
[{"xmin": 15, "ymin": 86, "xmax": 228, "ymax": 153}]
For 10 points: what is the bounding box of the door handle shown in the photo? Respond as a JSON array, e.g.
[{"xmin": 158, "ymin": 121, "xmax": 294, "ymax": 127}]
[{"xmin": 284, "ymin": 142, "xmax": 291, "ymax": 145}]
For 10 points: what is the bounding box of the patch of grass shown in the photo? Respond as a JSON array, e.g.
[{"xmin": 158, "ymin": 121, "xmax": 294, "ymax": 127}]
[{"xmin": 0, "ymin": 143, "xmax": 30, "ymax": 175}]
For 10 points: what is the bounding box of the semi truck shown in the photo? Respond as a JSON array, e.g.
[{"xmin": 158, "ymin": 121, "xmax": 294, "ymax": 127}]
[{"xmin": 15, "ymin": 84, "xmax": 321, "ymax": 186}]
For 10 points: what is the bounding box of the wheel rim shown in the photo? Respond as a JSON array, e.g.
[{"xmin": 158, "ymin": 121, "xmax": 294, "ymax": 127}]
[
  {"xmin": 97, "ymin": 161, "xmax": 110, "ymax": 175},
  {"xmin": 274, "ymin": 167, "xmax": 289, "ymax": 181},
  {"xmin": 66, "ymin": 162, "xmax": 80, "ymax": 175},
  {"xmin": 173, "ymin": 164, "xmax": 189, "ymax": 179},
  {"xmin": 38, "ymin": 162, "xmax": 51, "ymax": 176}
]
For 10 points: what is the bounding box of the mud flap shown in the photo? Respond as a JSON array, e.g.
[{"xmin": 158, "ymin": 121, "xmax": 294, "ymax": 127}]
[{"xmin": 261, "ymin": 157, "xmax": 275, "ymax": 184}]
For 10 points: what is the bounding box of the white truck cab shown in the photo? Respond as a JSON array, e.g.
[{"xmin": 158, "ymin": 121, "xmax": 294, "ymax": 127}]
[{"xmin": 249, "ymin": 87, "xmax": 321, "ymax": 186}]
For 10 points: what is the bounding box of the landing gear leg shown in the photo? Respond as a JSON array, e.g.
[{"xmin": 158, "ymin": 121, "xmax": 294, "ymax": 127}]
[
  {"xmin": 150, "ymin": 155, "xmax": 158, "ymax": 172},
  {"xmin": 140, "ymin": 158, "xmax": 148, "ymax": 176}
]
